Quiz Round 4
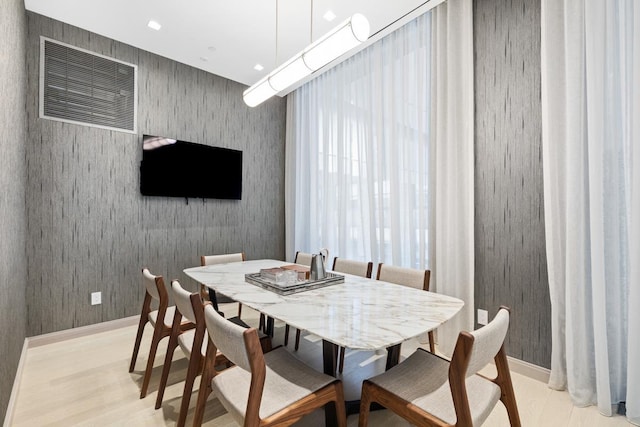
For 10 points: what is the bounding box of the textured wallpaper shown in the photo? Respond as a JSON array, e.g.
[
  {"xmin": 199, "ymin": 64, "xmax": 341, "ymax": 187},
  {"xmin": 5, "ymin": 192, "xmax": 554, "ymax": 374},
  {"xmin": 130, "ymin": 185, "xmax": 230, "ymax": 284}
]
[
  {"xmin": 473, "ymin": 0, "xmax": 551, "ymax": 368},
  {"xmin": 25, "ymin": 13, "xmax": 287, "ymax": 336},
  {"xmin": 0, "ymin": 0, "xmax": 28, "ymax": 419}
]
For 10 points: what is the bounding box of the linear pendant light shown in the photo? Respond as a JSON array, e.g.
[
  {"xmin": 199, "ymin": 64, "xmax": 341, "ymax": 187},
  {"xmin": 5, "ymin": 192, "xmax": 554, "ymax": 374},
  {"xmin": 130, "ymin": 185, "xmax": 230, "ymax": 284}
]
[{"xmin": 243, "ymin": 13, "xmax": 370, "ymax": 107}]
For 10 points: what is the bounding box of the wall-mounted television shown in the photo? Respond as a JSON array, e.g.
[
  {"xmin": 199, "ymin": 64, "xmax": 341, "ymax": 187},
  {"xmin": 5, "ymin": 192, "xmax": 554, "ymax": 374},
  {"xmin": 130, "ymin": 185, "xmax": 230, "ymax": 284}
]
[{"xmin": 140, "ymin": 135, "xmax": 242, "ymax": 200}]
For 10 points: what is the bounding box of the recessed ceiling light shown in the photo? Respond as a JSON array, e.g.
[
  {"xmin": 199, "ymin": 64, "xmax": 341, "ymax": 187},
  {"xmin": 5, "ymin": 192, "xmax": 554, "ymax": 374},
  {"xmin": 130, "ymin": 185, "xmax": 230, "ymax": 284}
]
[
  {"xmin": 207, "ymin": 46, "xmax": 217, "ymax": 52},
  {"xmin": 254, "ymin": 64, "xmax": 264, "ymax": 71},
  {"xmin": 200, "ymin": 56, "xmax": 208, "ymax": 62},
  {"xmin": 147, "ymin": 20, "xmax": 162, "ymax": 31},
  {"xmin": 323, "ymin": 10, "xmax": 336, "ymax": 22}
]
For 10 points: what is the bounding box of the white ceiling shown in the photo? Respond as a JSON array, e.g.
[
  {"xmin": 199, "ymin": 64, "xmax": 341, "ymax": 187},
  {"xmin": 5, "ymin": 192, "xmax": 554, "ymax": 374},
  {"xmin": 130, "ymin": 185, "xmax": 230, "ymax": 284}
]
[{"xmin": 24, "ymin": 0, "xmax": 443, "ymax": 94}]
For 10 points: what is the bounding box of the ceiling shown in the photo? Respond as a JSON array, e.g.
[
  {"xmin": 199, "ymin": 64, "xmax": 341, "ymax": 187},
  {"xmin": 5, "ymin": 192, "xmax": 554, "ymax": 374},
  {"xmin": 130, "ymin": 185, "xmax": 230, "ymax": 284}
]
[{"xmin": 24, "ymin": 0, "xmax": 441, "ymax": 94}]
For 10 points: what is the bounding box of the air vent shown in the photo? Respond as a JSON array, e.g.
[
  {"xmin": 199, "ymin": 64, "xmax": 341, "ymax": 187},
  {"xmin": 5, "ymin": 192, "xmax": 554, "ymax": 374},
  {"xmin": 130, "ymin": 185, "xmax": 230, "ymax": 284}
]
[{"xmin": 39, "ymin": 37, "xmax": 137, "ymax": 133}]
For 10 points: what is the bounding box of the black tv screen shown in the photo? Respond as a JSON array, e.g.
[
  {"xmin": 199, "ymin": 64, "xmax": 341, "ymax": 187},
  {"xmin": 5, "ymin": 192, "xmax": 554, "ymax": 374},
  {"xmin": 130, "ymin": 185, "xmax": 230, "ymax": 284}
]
[{"xmin": 140, "ymin": 135, "xmax": 242, "ymax": 200}]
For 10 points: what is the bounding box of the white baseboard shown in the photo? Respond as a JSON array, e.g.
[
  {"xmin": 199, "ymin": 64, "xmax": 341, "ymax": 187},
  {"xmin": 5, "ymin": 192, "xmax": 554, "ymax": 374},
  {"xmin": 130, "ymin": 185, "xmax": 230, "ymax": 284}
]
[
  {"xmin": 27, "ymin": 315, "xmax": 139, "ymax": 348},
  {"xmin": 3, "ymin": 340, "xmax": 28, "ymax": 427},
  {"xmin": 507, "ymin": 355, "xmax": 550, "ymax": 384}
]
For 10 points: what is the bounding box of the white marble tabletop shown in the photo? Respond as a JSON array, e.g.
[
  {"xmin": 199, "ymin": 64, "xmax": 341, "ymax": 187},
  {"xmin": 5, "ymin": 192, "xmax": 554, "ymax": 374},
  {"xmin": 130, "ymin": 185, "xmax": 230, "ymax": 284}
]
[{"xmin": 184, "ymin": 259, "xmax": 464, "ymax": 351}]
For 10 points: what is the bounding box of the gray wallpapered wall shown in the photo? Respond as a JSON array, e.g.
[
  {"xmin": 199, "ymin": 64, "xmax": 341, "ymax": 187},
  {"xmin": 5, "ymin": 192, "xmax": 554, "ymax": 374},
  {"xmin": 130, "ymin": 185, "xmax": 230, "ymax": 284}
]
[
  {"xmin": 24, "ymin": 13, "xmax": 287, "ymax": 336},
  {"xmin": 0, "ymin": 0, "xmax": 28, "ymax": 420},
  {"xmin": 474, "ymin": 0, "xmax": 551, "ymax": 368}
]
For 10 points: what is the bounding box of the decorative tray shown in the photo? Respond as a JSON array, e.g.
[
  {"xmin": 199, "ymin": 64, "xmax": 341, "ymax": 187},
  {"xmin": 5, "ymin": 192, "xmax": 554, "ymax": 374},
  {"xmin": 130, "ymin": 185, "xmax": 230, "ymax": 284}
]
[{"xmin": 245, "ymin": 272, "xmax": 344, "ymax": 295}]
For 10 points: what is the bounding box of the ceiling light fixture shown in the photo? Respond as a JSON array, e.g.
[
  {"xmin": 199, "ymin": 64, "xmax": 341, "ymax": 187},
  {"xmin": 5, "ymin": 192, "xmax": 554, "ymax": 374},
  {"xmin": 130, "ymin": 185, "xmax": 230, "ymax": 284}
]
[
  {"xmin": 254, "ymin": 64, "xmax": 264, "ymax": 71},
  {"xmin": 147, "ymin": 20, "xmax": 162, "ymax": 31},
  {"xmin": 243, "ymin": 5, "xmax": 370, "ymax": 107}
]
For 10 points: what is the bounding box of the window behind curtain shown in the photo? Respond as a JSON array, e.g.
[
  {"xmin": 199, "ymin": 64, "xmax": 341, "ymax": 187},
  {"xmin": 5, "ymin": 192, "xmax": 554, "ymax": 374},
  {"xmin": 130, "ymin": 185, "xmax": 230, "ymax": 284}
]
[{"xmin": 290, "ymin": 12, "xmax": 432, "ymax": 269}]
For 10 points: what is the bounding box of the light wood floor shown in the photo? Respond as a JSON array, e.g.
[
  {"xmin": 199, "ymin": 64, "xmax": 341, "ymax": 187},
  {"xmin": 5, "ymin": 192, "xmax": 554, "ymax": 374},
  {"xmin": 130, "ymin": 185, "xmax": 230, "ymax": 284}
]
[{"xmin": 9, "ymin": 305, "xmax": 631, "ymax": 426}]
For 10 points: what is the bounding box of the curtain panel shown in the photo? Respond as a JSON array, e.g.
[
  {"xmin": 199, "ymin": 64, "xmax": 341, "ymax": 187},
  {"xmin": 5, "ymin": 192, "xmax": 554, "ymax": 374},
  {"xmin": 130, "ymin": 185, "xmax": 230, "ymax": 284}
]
[
  {"xmin": 541, "ymin": 0, "xmax": 639, "ymax": 423},
  {"xmin": 285, "ymin": 0, "xmax": 474, "ymax": 355}
]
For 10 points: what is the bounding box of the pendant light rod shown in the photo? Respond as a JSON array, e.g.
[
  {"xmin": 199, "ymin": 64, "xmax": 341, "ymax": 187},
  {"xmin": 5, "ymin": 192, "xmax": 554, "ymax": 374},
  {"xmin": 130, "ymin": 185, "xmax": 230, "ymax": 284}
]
[{"xmin": 243, "ymin": 12, "xmax": 370, "ymax": 107}]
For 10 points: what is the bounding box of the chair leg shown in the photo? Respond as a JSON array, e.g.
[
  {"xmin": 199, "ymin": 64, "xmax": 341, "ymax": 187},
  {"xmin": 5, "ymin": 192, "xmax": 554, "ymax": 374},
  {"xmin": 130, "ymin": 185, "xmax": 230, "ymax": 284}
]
[
  {"xmin": 334, "ymin": 381, "xmax": 348, "ymax": 427},
  {"xmin": 129, "ymin": 315, "xmax": 148, "ymax": 372},
  {"xmin": 237, "ymin": 302, "xmax": 243, "ymax": 318},
  {"xmin": 284, "ymin": 324, "xmax": 290, "ymax": 346},
  {"xmin": 428, "ymin": 331, "xmax": 435, "ymax": 353},
  {"xmin": 338, "ymin": 346, "xmax": 346, "ymax": 374},
  {"xmin": 193, "ymin": 347, "xmax": 216, "ymax": 427},
  {"xmin": 154, "ymin": 330, "xmax": 179, "ymax": 408},
  {"xmin": 259, "ymin": 313, "xmax": 265, "ymax": 332},
  {"xmin": 358, "ymin": 381, "xmax": 373, "ymax": 427},
  {"xmin": 495, "ymin": 349, "xmax": 522, "ymax": 427},
  {"xmin": 294, "ymin": 328, "xmax": 301, "ymax": 351},
  {"xmin": 176, "ymin": 352, "xmax": 203, "ymax": 427},
  {"xmin": 140, "ymin": 324, "xmax": 165, "ymax": 398}
]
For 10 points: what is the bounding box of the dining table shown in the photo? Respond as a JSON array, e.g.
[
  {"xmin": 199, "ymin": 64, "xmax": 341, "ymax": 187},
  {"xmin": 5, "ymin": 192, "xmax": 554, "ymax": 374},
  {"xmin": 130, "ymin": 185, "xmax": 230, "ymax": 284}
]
[{"xmin": 184, "ymin": 259, "xmax": 464, "ymax": 425}]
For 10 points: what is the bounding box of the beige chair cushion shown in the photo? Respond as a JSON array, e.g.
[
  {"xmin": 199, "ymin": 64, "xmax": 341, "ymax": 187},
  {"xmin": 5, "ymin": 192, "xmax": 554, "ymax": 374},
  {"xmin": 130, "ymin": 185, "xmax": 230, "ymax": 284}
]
[
  {"xmin": 332, "ymin": 258, "xmax": 371, "ymax": 278},
  {"xmin": 368, "ymin": 350, "xmax": 501, "ymax": 426},
  {"xmin": 148, "ymin": 306, "xmax": 177, "ymax": 328},
  {"xmin": 177, "ymin": 328, "xmax": 207, "ymax": 358},
  {"xmin": 467, "ymin": 309, "xmax": 509, "ymax": 376},
  {"xmin": 170, "ymin": 281, "xmax": 197, "ymax": 323},
  {"xmin": 211, "ymin": 347, "xmax": 335, "ymax": 425},
  {"xmin": 202, "ymin": 253, "xmax": 244, "ymax": 265},
  {"xmin": 142, "ymin": 268, "xmax": 161, "ymax": 300},
  {"xmin": 377, "ymin": 264, "xmax": 427, "ymax": 290},
  {"xmin": 294, "ymin": 252, "xmax": 313, "ymax": 266}
]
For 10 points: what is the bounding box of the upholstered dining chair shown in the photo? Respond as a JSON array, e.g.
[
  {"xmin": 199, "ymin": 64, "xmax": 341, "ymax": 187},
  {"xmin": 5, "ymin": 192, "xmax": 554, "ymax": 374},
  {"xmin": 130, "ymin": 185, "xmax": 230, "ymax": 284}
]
[
  {"xmin": 154, "ymin": 280, "xmax": 228, "ymax": 427},
  {"xmin": 359, "ymin": 307, "xmax": 521, "ymax": 427},
  {"xmin": 284, "ymin": 251, "xmax": 314, "ymax": 350},
  {"xmin": 376, "ymin": 263, "xmax": 435, "ymax": 353},
  {"xmin": 129, "ymin": 268, "xmax": 194, "ymax": 399},
  {"xmin": 200, "ymin": 252, "xmax": 245, "ymax": 317},
  {"xmin": 192, "ymin": 303, "xmax": 347, "ymax": 427},
  {"xmin": 332, "ymin": 257, "xmax": 374, "ymax": 374}
]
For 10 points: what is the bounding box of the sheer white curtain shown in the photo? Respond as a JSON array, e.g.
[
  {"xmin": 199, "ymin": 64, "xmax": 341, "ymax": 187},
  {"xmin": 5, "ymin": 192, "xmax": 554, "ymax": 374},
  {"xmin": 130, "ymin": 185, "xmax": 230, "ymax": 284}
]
[
  {"xmin": 285, "ymin": 0, "xmax": 474, "ymax": 355},
  {"xmin": 429, "ymin": 0, "xmax": 475, "ymax": 356},
  {"xmin": 541, "ymin": 0, "xmax": 640, "ymax": 423},
  {"xmin": 286, "ymin": 13, "xmax": 433, "ymax": 268}
]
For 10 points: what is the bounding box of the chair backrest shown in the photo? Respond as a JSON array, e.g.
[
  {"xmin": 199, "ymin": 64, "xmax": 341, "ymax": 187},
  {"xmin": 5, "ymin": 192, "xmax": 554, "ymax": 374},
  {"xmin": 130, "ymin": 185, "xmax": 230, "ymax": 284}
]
[
  {"xmin": 203, "ymin": 303, "xmax": 258, "ymax": 372},
  {"xmin": 458, "ymin": 307, "xmax": 510, "ymax": 377},
  {"xmin": 142, "ymin": 268, "xmax": 167, "ymax": 303},
  {"xmin": 201, "ymin": 252, "xmax": 245, "ymax": 266},
  {"xmin": 170, "ymin": 280, "xmax": 198, "ymax": 324},
  {"xmin": 294, "ymin": 251, "xmax": 313, "ymax": 266},
  {"xmin": 332, "ymin": 257, "xmax": 373, "ymax": 278},
  {"xmin": 376, "ymin": 263, "xmax": 430, "ymax": 291}
]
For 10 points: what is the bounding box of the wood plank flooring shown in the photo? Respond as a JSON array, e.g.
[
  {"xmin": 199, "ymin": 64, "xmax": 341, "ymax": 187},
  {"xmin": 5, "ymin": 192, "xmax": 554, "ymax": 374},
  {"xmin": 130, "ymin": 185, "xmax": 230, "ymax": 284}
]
[{"xmin": 9, "ymin": 305, "xmax": 631, "ymax": 426}]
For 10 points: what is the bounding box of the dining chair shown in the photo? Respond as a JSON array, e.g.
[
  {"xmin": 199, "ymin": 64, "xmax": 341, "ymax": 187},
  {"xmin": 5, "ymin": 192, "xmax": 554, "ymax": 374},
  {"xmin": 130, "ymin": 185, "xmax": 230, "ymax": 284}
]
[
  {"xmin": 359, "ymin": 307, "xmax": 521, "ymax": 427},
  {"xmin": 332, "ymin": 257, "xmax": 374, "ymax": 374},
  {"xmin": 284, "ymin": 250, "xmax": 314, "ymax": 350},
  {"xmin": 376, "ymin": 263, "xmax": 435, "ymax": 353},
  {"xmin": 200, "ymin": 252, "xmax": 245, "ymax": 318},
  {"xmin": 192, "ymin": 303, "xmax": 347, "ymax": 427},
  {"xmin": 201, "ymin": 251, "xmax": 271, "ymax": 334},
  {"xmin": 155, "ymin": 280, "xmax": 228, "ymax": 427},
  {"xmin": 129, "ymin": 268, "xmax": 194, "ymax": 399}
]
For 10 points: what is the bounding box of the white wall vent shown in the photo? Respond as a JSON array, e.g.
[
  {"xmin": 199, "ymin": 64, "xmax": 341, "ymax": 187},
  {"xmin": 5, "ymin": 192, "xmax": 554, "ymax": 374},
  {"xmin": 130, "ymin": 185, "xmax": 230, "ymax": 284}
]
[{"xmin": 39, "ymin": 37, "xmax": 138, "ymax": 133}]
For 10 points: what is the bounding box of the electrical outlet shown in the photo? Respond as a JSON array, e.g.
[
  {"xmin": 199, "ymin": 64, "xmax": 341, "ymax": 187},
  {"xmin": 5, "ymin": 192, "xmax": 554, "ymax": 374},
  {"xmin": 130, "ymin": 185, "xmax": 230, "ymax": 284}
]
[
  {"xmin": 91, "ymin": 292, "xmax": 102, "ymax": 305},
  {"xmin": 477, "ymin": 309, "xmax": 488, "ymax": 326}
]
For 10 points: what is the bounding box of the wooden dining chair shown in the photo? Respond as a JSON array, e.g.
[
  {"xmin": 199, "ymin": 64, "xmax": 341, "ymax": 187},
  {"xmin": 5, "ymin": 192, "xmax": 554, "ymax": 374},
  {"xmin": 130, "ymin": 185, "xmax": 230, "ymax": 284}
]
[
  {"xmin": 155, "ymin": 280, "xmax": 229, "ymax": 427},
  {"xmin": 376, "ymin": 263, "xmax": 435, "ymax": 353},
  {"xmin": 284, "ymin": 251, "xmax": 314, "ymax": 350},
  {"xmin": 192, "ymin": 303, "xmax": 347, "ymax": 427},
  {"xmin": 200, "ymin": 252, "xmax": 245, "ymax": 318},
  {"xmin": 359, "ymin": 307, "xmax": 521, "ymax": 427},
  {"xmin": 332, "ymin": 257, "xmax": 374, "ymax": 373},
  {"xmin": 129, "ymin": 268, "xmax": 194, "ymax": 399}
]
